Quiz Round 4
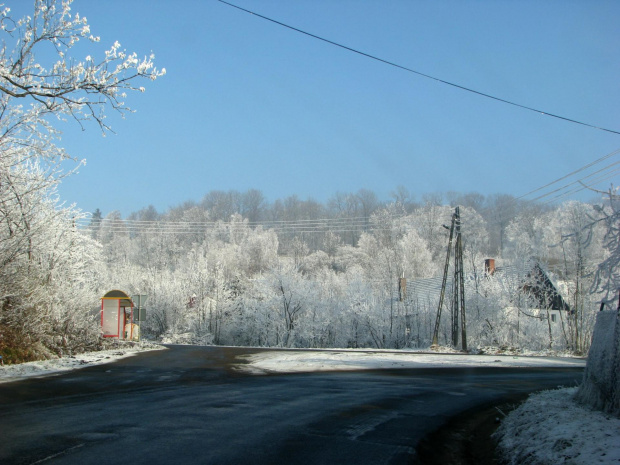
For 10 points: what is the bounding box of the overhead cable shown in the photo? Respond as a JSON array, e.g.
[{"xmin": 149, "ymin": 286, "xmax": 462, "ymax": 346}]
[
  {"xmin": 76, "ymin": 213, "xmax": 409, "ymax": 236},
  {"xmin": 530, "ymin": 159, "xmax": 620, "ymax": 203},
  {"xmin": 517, "ymin": 148, "xmax": 620, "ymax": 200},
  {"xmin": 540, "ymin": 168, "xmax": 620, "ymax": 205},
  {"xmin": 217, "ymin": 0, "xmax": 620, "ymax": 136}
]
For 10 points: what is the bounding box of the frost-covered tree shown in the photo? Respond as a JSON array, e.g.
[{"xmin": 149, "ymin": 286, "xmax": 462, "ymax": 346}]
[
  {"xmin": 88, "ymin": 188, "xmax": 613, "ymax": 353},
  {"xmin": 554, "ymin": 202, "xmax": 605, "ymax": 352},
  {"xmin": 589, "ymin": 191, "xmax": 620, "ymax": 306},
  {"xmin": 576, "ymin": 188, "xmax": 620, "ymax": 416},
  {"xmin": 0, "ymin": 174, "xmax": 104, "ymax": 360},
  {"xmin": 0, "ymin": 0, "xmax": 163, "ymax": 362},
  {"xmin": 407, "ymin": 203, "xmax": 453, "ymax": 261},
  {"xmin": 505, "ymin": 209, "xmax": 555, "ymax": 262},
  {"xmin": 241, "ymin": 188, "xmax": 266, "ymax": 223},
  {"xmin": 484, "ymin": 194, "xmax": 521, "ymax": 257},
  {"xmin": 398, "ymin": 229, "xmax": 434, "ymax": 279},
  {"xmin": 505, "ymin": 201, "xmax": 605, "ymax": 353},
  {"xmin": 466, "ymin": 263, "xmax": 560, "ymax": 351}
]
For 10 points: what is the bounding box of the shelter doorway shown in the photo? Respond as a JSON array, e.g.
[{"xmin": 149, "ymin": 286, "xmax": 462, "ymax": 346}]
[{"xmin": 101, "ymin": 290, "xmax": 138, "ymax": 340}]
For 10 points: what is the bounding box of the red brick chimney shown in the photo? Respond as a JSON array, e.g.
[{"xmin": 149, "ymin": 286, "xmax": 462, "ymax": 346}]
[
  {"xmin": 484, "ymin": 258, "xmax": 496, "ymax": 276},
  {"xmin": 398, "ymin": 273, "xmax": 407, "ymax": 301}
]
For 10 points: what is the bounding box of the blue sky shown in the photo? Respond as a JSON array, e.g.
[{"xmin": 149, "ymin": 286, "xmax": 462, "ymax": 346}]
[{"xmin": 24, "ymin": 0, "xmax": 619, "ymax": 216}]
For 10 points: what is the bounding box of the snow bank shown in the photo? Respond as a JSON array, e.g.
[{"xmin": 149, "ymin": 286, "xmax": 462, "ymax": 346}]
[
  {"xmin": 575, "ymin": 310, "xmax": 620, "ymax": 416},
  {"xmin": 495, "ymin": 387, "xmax": 620, "ymax": 465},
  {"xmin": 0, "ymin": 343, "xmax": 164, "ymax": 384},
  {"xmin": 237, "ymin": 350, "xmax": 585, "ymax": 374}
]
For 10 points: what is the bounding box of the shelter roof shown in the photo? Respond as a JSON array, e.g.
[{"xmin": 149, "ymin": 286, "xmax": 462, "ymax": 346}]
[{"xmin": 101, "ymin": 290, "xmax": 133, "ymax": 307}]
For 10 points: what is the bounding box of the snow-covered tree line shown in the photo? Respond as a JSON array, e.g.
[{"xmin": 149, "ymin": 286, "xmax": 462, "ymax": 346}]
[
  {"xmin": 0, "ymin": 0, "xmax": 163, "ymax": 362},
  {"xmin": 90, "ymin": 196, "xmax": 608, "ymax": 354}
]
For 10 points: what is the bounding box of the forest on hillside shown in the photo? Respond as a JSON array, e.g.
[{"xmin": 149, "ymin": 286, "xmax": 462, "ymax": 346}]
[
  {"xmin": 1, "ymin": 1, "xmax": 619, "ymax": 364},
  {"xmin": 76, "ymin": 189, "xmax": 611, "ymax": 356},
  {"xmin": 5, "ymin": 168, "xmax": 619, "ymax": 363},
  {"xmin": 80, "ymin": 187, "xmax": 606, "ymax": 353}
]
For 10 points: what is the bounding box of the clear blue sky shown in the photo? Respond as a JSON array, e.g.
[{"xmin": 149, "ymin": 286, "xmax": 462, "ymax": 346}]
[{"xmin": 23, "ymin": 0, "xmax": 619, "ymax": 216}]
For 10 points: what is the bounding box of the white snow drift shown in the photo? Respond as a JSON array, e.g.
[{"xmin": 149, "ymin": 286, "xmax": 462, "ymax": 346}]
[{"xmin": 236, "ymin": 349, "xmax": 585, "ymax": 374}]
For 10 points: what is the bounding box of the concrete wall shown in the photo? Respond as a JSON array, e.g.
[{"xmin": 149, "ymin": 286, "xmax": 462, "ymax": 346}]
[{"xmin": 575, "ymin": 310, "xmax": 620, "ymax": 417}]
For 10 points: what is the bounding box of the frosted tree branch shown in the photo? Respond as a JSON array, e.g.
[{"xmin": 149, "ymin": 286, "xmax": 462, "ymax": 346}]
[{"xmin": 0, "ymin": 0, "xmax": 165, "ymax": 134}]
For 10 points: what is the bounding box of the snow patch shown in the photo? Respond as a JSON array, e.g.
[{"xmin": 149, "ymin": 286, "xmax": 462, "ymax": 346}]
[
  {"xmin": 236, "ymin": 349, "xmax": 585, "ymax": 374},
  {"xmin": 496, "ymin": 387, "xmax": 620, "ymax": 465},
  {"xmin": 0, "ymin": 342, "xmax": 164, "ymax": 384}
]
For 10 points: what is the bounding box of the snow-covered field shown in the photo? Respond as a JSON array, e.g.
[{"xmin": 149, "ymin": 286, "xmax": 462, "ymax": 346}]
[{"xmin": 1, "ymin": 346, "xmax": 613, "ymax": 465}]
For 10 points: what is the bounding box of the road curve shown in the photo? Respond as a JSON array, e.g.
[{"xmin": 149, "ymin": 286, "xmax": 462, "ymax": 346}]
[{"xmin": 0, "ymin": 346, "xmax": 583, "ymax": 465}]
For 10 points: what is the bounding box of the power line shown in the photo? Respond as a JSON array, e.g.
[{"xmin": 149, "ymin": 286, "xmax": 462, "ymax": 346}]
[
  {"xmin": 76, "ymin": 213, "xmax": 409, "ymax": 236},
  {"xmin": 217, "ymin": 0, "xmax": 620, "ymax": 136},
  {"xmin": 517, "ymin": 148, "xmax": 620, "ymax": 200},
  {"xmin": 78, "ymin": 210, "xmax": 486, "ymax": 238},
  {"xmin": 540, "ymin": 168, "xmax": 620, "ymax": 205},
  {"xmin": 529, "ymin": 159, "xmax": 620, "ymax": 203},
  {"xmin": 83, "ymin": 147, "xmax": 620, "ymax": 235},
  {"xmin": 84, "ymin": 215, "xmax": 377, "ymax": 228},
  {"xmin": 79, "ymin": 217, "xmax": 382, "ymax": 230}
]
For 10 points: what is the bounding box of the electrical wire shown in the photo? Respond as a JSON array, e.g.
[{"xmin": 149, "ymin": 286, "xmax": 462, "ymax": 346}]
[
  {"xmin": 529, "ymin": 166, "xmax": 619, "ymax": 205},
  {"xmin": 78, "ymin": 217, "xmax": 380, "ymax": 230},
  {"xmin": 530, "ymin": 159, "xmax": 620, "ymax": 203},
  {"xmin": 83, "ymin": 215, "xmax": 375, "ymax": 228},
  {"xmin": 540, "ymin": 168, "xmax": 620, "ymax": 205},
  {"xmin": 77, "ymin": 211, "xmax": 491, "ymax": 237},
  {"xmin": 517, "ymin": 148, "xmax": 620, "ymax": 200},
  {"xmin": 76, "ymin": 214, "xmax": 408, "ymax": 236},
  {"xmin": 77, "ymin": 5, "xmax": 619, "ymax": 233},
  {"xmin": 80, "ymin": 146, "xmax": 620, "ymax": 237},
  {"xmin": 217, "ymin": 0, "xmax": 620, "ymax": 136}
]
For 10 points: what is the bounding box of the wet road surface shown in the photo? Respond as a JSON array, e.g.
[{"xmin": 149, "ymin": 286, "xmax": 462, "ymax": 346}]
[{"xmin": 0, "ymin": 346, "xmax": 583, "ymax": 464}]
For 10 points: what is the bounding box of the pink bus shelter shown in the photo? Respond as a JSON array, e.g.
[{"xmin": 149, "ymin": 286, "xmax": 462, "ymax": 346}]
[{"xmin": 101, "ymin": 290, "xmax": 137, "ymax": 340}]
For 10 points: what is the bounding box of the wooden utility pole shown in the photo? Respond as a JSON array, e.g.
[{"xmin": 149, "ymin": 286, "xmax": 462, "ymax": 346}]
[
  {"xmin": 452, "ymin": 210, "xmax": 461, "ymax": 347},
  {"xmin": 455, "ymin": 208, "xmax": 467, "ymax": 351},
  {"xmin": 432, "ymin": 211, "xmax": 456, "ymax": 346},
  {"xmin": 432, "ymin": 207, "xmax": 467, "ymax": 350}
]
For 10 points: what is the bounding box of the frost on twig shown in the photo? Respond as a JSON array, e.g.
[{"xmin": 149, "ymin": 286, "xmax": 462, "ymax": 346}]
[{"xmin": 0, "ymin": 0, "xmax": 165, "ymax": 134}]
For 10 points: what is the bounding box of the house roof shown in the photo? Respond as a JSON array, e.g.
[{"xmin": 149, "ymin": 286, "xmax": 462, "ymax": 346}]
[{"xmin": 406, "ymin": 260, "xmax": 571, "ymax": 312}]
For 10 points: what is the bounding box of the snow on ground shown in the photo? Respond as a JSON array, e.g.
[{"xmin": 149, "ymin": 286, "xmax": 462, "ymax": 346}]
[
  {"xmin": 0, "ymin": 342, "xmax": 164, "ymax": 384},
  {"xmin": 495, "ymin": 387, "xmax": 620, "ymax": 465},
  {"xmin": 236, "ymin": 349, "xmax": 586, "ymax": 375},
  {"xmin": 0, "ymin": 346, "xmax": 585, "ymax": 382}
]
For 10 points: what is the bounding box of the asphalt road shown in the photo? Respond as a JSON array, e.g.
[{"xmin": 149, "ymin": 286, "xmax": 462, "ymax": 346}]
[{"xmin": 0, "ymin": 346, "xmax": 583, "ymax": 465}]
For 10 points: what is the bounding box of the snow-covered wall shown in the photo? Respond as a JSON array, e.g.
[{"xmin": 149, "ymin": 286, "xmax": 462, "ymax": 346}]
[{"xmin": 575, "ymin": 310, "xmax": 620, "ymax": 417}]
